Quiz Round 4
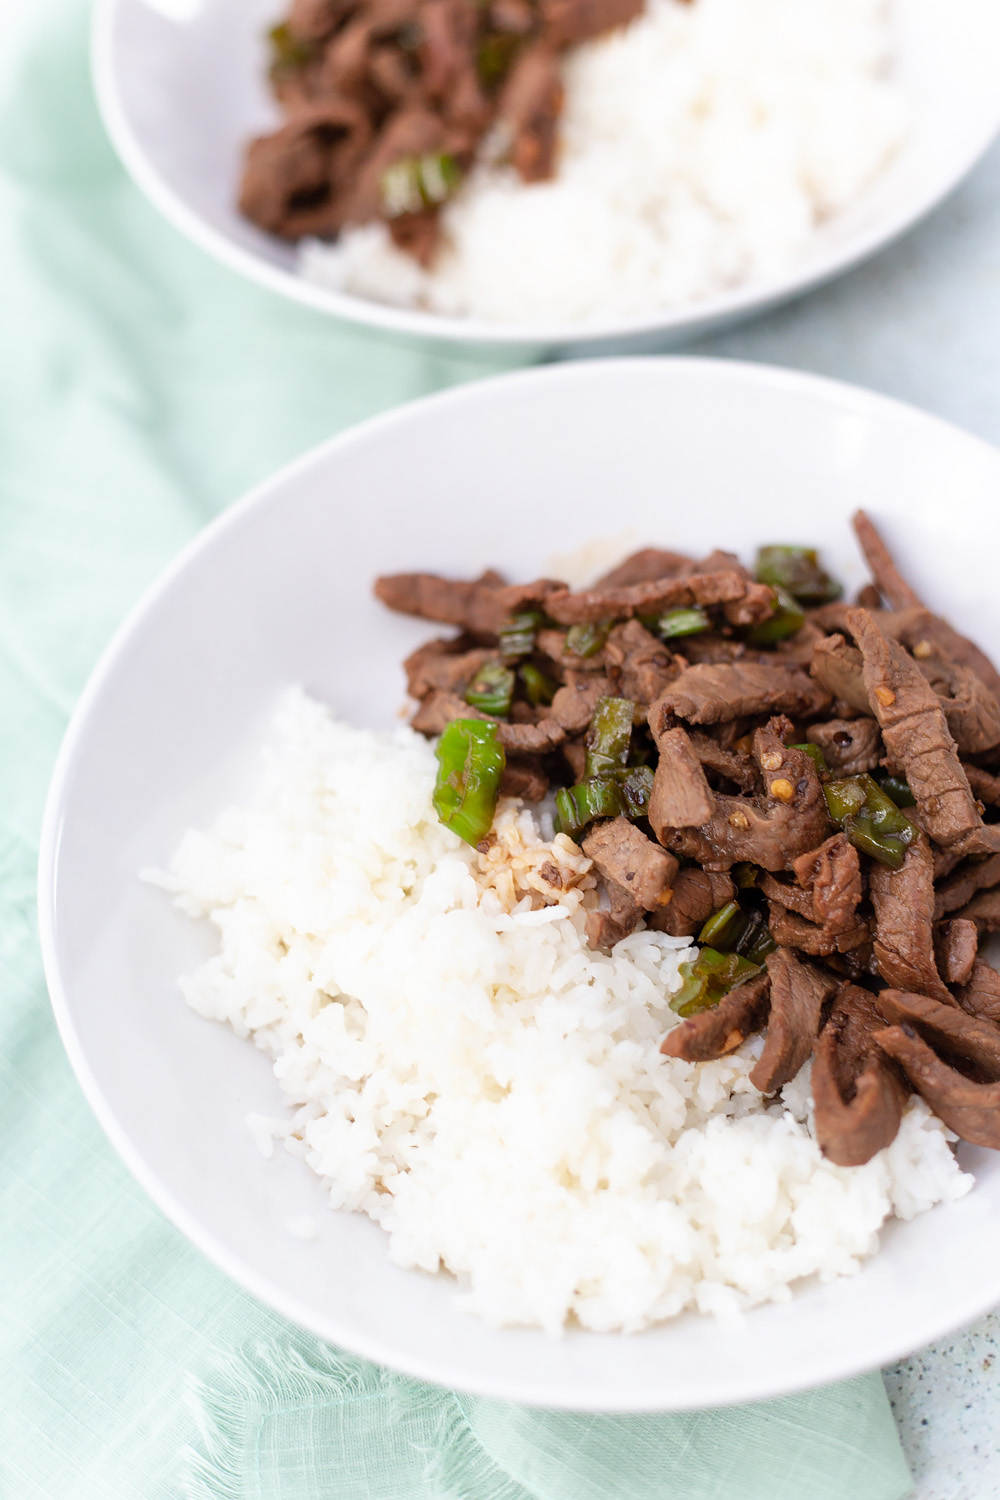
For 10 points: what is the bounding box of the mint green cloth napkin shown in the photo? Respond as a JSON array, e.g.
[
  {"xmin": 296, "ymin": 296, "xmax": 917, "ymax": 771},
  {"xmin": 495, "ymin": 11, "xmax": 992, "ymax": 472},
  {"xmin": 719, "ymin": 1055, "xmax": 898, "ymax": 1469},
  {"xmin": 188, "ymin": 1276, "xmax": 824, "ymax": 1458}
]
[{"xmin": 0, "ymin": 2, "xmax": 913, "ymax": 1496}]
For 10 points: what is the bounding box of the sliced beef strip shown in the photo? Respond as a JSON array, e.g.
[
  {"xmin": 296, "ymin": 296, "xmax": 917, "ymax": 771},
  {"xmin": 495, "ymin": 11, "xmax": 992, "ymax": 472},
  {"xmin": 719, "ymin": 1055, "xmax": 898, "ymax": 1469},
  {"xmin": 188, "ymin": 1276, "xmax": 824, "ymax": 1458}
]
[
  {"xmin": 374, "ymin": 570, "xmax": 565, "ymax": 635},
  {"xmin": 934, "ymin": 918, "xmax": 979, "ymax": 987},
  {"xmin": 288, "ymin": 0, "xmax": 345, "ymax": 41},
  {"xmin": 417, "ymin": 0, "xmax": 478, "ymax": 99},
  {"xmin": 409, "ymin": 690, "xmax": 565, "ymax": 750},
  {"xmin": 562, "ymin": 740, "xmax": 587, "ymax": 781},
  {"xmin": 648, "ymin": 727, "xmax": 716, "ymax": 838},
  {"xmin": 659, "ymin": 723, "xmax": 833, "ymax": 873},
  {"xmin": 404, "ymin": 639, "xmax": 496, "ymax": 698},
  {"xmin": 499, "ymin": 757, "xmax": 549, "ymax": 801},
  {"xmin": 851, "ymin": 510, "xmax": 923, "ymax": 612},
  {"xmin": 881, "ymin": 607, "xmax": 1000, "ymax": 705},
  {"xmin": 660, "ymin": 970, "xmax": 771, "ymax": 1061},
  {"xmin": 849, "ymin": 607, "xmax": 983, "ymax": 848},
  {"xmin": 869, "ymin": 834, "xmax": 953, "ymax": 1004},
  {"xmin": 541, "ymin": 0, "xmax": 643, "ymax": 46},
  {"xmin": 954, "ymin": 887, "xmax": 1000, "ymax": 933},
  {"xmin": 584, "ymin": 878, "xmax": 643, "ymax": 950},
  {"xmin": 875, "ymin": 1025, "xmax": 1000, "ymax": 1148},
  {"xmin": 592, "ymin": 548, "xmax": 693, "ymax": 589},
  {"xmin": 650, "ymin": 660, "xmax": 830, "ymax": 729},
  {"xmin": 582, "ymin": 819, "xmax": 678, "ymax": 912},
  {"xmin": 604, "ymin": 620, "xmax": 677, "ymax": 707},
  {"xmin": 774, "ymin": 618, "xmax": 828, "ymax": 670},
  {"xmin": 648, "ymin": 868, "xmax": 734, "ymax": 938},
  {"xmin": 749, "ymin": 948, "xmax": 837, "ymax": 1095},
  {"xmin": 806, "ymin": 718, "xmax": 882, "ymax": 776},
  {"xmin": 955, "ymin": 961, "xmax": 1000, "ymax": 1024},
  {"xmin": 673, "ymin": 635, "xmax": 753, "ymax": 667},
  {"xmin": 542, "ymin": 570, "xmax": 750, "ymax": 626},
  {"xmin": 810, "ymin": 635, "xmax": 872, "ymax": 716},
  {"xmin": 686, "ymin": 732, "xmax": 757, "ymax": 792},
  {"xmin": 812, "ymin": 985, "xmax": 907, "ymax": 1166},
  {"xmin": 722, "ymin": 582, "xmax": 780, "ymax": 628},
  {"xmin": 496, "ymin": 44, "xmax": 563, "ymax": 182},
  {"xmin": 877, "ymin": 990, "xmax": 1000, "ymax": 1079},
  {"xmin": 933, "ymin": 853, "xmax": 1000, "ymax": 918},
  {"xmin": 791, "ymin": 833, "xmax": 863, "ymax": 937},
  {"xmin": 965, "ymin": 765, "xmax": 1000, "ymax": 806},
  {"xmin": 915, "ymin": 655, "xmax": 1000, "ymax": 756},
  {"xmin": 549, "ymin": 674, "xmax": 613, "ymax": 733},
  {"xmin": 759, "ymin": 874, "xmax": 815, "ymax": 920},
  {"xmin": 239, "ymin": 101, "xmax": 371, "ymax": 239},
  {"xmin": 766, "ymin": 903, "xmax": 870, "ymax": 957}
]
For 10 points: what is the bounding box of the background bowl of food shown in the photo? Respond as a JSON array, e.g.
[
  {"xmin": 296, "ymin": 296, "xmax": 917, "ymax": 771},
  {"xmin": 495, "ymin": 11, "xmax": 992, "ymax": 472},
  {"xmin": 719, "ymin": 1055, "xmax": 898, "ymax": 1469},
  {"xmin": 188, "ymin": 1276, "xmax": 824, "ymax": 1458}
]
[
  {"xmin": 39, "ymin": 357, "xmax": 1000, "ymax": 1410},
  {"xmin": 93, "ymin": 0, "xmax": 1000, "ymax": 356}
]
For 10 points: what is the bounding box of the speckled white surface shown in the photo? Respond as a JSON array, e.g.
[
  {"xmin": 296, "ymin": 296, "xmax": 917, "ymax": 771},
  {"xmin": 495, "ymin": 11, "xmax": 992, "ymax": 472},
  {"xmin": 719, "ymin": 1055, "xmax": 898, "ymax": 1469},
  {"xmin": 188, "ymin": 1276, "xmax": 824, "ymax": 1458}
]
[{"xmin": 688, "ymin": 136, "xmax": 1000, "ymax": 1500}]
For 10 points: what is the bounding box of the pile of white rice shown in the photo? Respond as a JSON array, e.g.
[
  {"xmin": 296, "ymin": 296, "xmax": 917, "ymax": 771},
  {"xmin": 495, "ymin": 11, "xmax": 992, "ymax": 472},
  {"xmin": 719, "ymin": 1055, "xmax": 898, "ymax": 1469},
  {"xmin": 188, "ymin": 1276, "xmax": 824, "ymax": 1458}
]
[
  {"xmin": 155, "ymin": 690, "xmax": 970, "ymax": 1332},
  {"xmin": 300, "ymin": 0, "xmax": 907, "ymax": 324}
]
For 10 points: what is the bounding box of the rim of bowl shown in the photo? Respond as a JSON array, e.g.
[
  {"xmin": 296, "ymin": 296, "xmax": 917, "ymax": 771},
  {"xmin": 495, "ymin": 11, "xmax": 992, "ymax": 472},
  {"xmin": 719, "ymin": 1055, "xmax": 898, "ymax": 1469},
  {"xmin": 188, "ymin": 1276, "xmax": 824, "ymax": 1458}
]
[
  {"xmin": 37, "ymin": 357, "xmax": 1000, "ymax": 1409},
  {"xmin": 92, "ymin": 0, "xmax": 1000, "ymax": 351}
]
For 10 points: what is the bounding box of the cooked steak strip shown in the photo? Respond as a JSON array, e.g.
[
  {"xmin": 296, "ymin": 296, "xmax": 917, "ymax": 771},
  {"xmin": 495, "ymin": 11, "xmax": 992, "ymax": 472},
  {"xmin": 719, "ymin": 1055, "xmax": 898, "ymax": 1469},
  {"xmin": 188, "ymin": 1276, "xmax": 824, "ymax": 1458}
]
[
  {"xmin": 582, "ymin": 819, "xmax": 678, "ymax": 912},
  {"xmin": 542, "ymin": 0, "xmax": 644, "ymax": 46},
  {"xmin": 404, "ymin": 639, "xmax": 495, "ymax": 698},
  {"xmin": 919, "ymin": 658, "xmax": 1000, "ymax": 756},
  {"xmin": 759, "ymin": 874, "xmax": 816, "ymax": 921},
  {"xmin": 410, "ymin": 690, "xmax": 565, "ymax": 750},
  {"xmin": 955, "ymin": 961, "xmax": 1000, "ymax": 1024},
  {"xmin": 549, "ymin": 674, "xmax": 613, "ymax": 733},
  {"xmin": 812, "ymin": 986, "xmax": 907, "ymax": 1166},
  {"xmin": 687, "ymin": 732, "xmax": 758, "ymax": 792},
  {"xmin": 934, "ymin": 918, "xmax": 979, "ymax": 987},
  {"xmin": 868, "ymin": 835, "xmax": 952, "ymax": 1004},
  {"xmin": 810, "ymin": 635, "xmax": 872, "ymax": 716},
  {"xmin": 542, "ymin": 570, "xmax": 753, "ymax": 625},
  {"xmin": 877, "ymin": 990, "xmax": 1000, "ymax": 1079},
  {"xmin": 591, "ymin": 547, "xmax": 693, "ymax": 589},
  {"xmin": 660, "ymin": 971, "xmax": 771, "ymax": 1061},
  {"xmin": 499, "ymin": 758, "xmax": 549, "ymax": 802},
  {"xmin": 650, "ymin": 660, "xmax": 829, "ymax": 728},
  {"xmin": 851, "ymin": 510, "xmax": 923, "ymax": 611},
  {"xmin": 648, "ymin": 868, "xmax": 735, "ymax": 938},
  {"xmin": 806, "ymin": 718, "xmax": 882, "ymax": 776},
  {"xmin": 584, "ymin": 879, "xmax": 643, "ymax": 949},
  {"xmin": 933, "ymin": 854, "xmax": 1000, "ymax": 918},
  {"xmin": 648, "ymin": 727, "xmax": 715, "ymax": 837},
  {"xmin": 954, "ymin": 887, "xmax": 1000, "ymax": 933},
  {"xmin": 792, "ymin": 833, "xmax": 863, "ymax": 937},
  {"xmin": 875, "ymin": 1025, "xmax": 1000, "ymax": 1148},
  {"xmin": 849, "ymin": 607, "xmax": 982, "ymax": 847},
  {"xmin": 882, "ymin": 606, "xmax": 1000, "ymax": 704},
  {"xmin": 749, "ymin": 948, "xmax": 836, "ymax": 1094},
  {"xmin": 604, "ymin": 620, "xmax": 677, "ymax": 707},
  {"xmin": 374, "ymin": 571, "xmax": 565, "ymax": 634},
  {"xmin": 766, "ymin": 903, "xmax": 870, "ymax": 956},
  {"xmin": 965, "ymin": 765, "xmax": 1000, "ymax": 806}
]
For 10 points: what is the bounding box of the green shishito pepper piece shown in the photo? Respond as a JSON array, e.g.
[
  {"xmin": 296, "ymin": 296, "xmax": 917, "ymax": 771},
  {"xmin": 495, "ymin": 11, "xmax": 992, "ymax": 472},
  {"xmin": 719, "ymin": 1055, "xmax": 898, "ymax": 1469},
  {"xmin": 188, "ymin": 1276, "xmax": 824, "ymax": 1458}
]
[
  {"xmin": 554, "ymin": 764, "xmax": 654, "ymax": 838},
  {"xmin": 698, "ymin": 898, "xmax": 776, "ymax": 963},
  {"xmin": 791, "ymin": 742, "xmax": 828, "ymax": 774},
  {"xmin": 754, "ymin": 545, "xmax": 842, "ymax": 604},
  {"xmin": 876, "ymin": 771, "xmax": 917, "ymax": 808},
  {"xmin": 618, "ymin": 763, "xmax": 653, "ymax": 820},
  {"xmin": 698, "ymin": 900, "xmax": 744, "ymax": 949},
  {"xmin": 745, "ymin": 586, "xmax": 806, "ymax": 645},
  {"xmin": 519, "ymin": 662, "xmax": 556, "ymax": 707},
  {"xmin": 380, "ymin": 153, "xmax": 462, "ymax": 219},
  {"xmin": 464, "ymin": 660, "xmax": 514, "ymax": 717},
  {"xmin": 433, "ymin": 720, "xmax": 506, "ymax": 847},
  {"xmin": 670, "ymin": 948, "xmax": 762, "ymax": 1018},
  {"xmin": 499, "ymin": 610, "xmax": 544, "ymax": 663},
  {"xmin": 565, "ymin": 619, "xmax": 613, "ymax": 659},
  {"xmin": 657, "ymin": 607, "xmax": 710, "ymax": 641},
  {"xmin": 584, "ymin": 696, "xmax": 635, "ymax": 780},
  {"xmin": 824, "ymin": 773, "xmax": 918, "ymax": 868}
]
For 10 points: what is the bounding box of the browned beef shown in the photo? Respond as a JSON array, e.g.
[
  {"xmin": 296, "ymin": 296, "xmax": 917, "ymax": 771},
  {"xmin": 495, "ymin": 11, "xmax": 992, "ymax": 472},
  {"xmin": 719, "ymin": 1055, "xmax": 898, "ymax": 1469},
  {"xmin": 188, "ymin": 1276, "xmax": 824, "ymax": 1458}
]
[
  {"xmin": 965, "ymin": 765, "xmax": 1000, "ymax": 806},
  {"xmin": 806, "ymin": 718, "xmax": 882, "ymax": 776},
  {"xmin": 912, "ymin": 656, "xmax": 1000, "ymax": 756},
  {"xmin": 875, "ymin": 1025, "xmax": 1000, "ymax": 1147},
  {"xmin": 955, "ymin": 961, "xmax": 1000, "ymax": 1023},
  {"xmin": 774, "ymin": 617, "xmax": 828, "ymax": 669},
  {"xmin": 934, "ymin": 918, "xmax": 978, "ymax": 986},
  {"xmin": 759, "ymin": 874, "xmax": 815, "ymax": 920},
  {"xmin": 849, "ymin": 608, "xmax": 982, "ymax": 847},
  {"xmin": 792, "ymin": 833, "xmax": 863, "ymax": 937},
  {"xmin": 882, "ymin": 607, "xmax": 1000, "ymax": 704},
  {"xmin": 673, "ymin": 635, "xmax": 752, "ymax": 667},
  {"xmin": 585, "ymin": 879, "xmax": 642, "ymax": 949},
  {"xmin": 812, "ymin": 985, "xmax": 906, "ymax": 1165},
  {"xmin": 289, "ymin": 0, "xmax": 344, "ymax": 40},
  {"xmin": 536, "ymin": 628, "xmax": 605, "ymax": 674},
  {"xmin": 648, "ymin": 868, "xmax": 734, "ymax": 938},
  {"xmin": 877, "ymin": 990, "xmax": 1000, "ymax": 1077},
  {"xmin": 562, "ymin": 741, "xmax": 587, "ymax": 781},
  {"xmin": 933, "ymin": 854, "xmax": 1000, "ymax": 918},
  {"xmin": 404, "ymin": 638, "xmax": 495, "ymax": 698},
  {"xmin": 869, "ymin": 835, "xmax": 952, "ymax": 1003},
  {"xmin": 409, "ymin": 690, "xmax": 565, "ymax": 751},
  {"xmin": 810, "ymin": 635, "xmax": 871, "ymax": 716},
  {"xmin": 650, "ymin": 660, "xmax": 829, "ymax": 728},
  {"xmin": 954, "ymin": 887, "xmax": 1000, "ymax": 933},
  {"xmin": 542, "ymin": 0, "xmax": 643, "ymax": 45},
  {"xmin": 660, "ymin": 971, "xmax": 771, "ymax": 1061},
  {"xmin": 582, "ymin": 818, "xmax": 678, "ymax": 912},
  {"xmin": 749, "ymin": 948, "xmax": 836, "ymax": 1094},
  {"xmin": 648, "ymin": 728, "xmax": 715, "ymax": 838},
  {"xmin": 496, "ymin": 45, "xmax": 563, "ymax": 182},
  {"xmin": 722, "ymin": 582, "xmax": 780, "ymax": 628},
  {"xmin": 659, "ymin": 724, "xmax": 832, "ymax": 872},
  {"xmin": 374, "ymin": 570, "xmax": 564, "ymax": 635},
  {"xmin": 496, "ymin": 717, "xmax": 566, "ymax": 753},
  {"xmin": 499, "ymin": 758, "xmax": 549, "ymax": 801},
  {"xmin": 239, "ymin": 101, "xmax": 371, "ymax": 238},
  {"xmin": 542, "ymin": 570, "xmax": 750, "ymax": 626},
  {"xmin": 592, "ymin": 548, "xmax": 693, "ymax": 589},
  {"xmin": 766, "ymin": 903, "xmax": 870, "ymax": 956},
  {"xmin": 852, "ymin": 510, "xmax": 923, "ymax": 611},
  {"xmin": 604, "ymin": 621, "xmax": 676, "ymax": 707},
  {"xmin": 418, "ymin": 0, "xmax": 477, "ymax": 98},
  {"xmin": 549, "ymin": 674, "xmax": 612, "ymax": 733},
  {"xmin": 686, "ymin": 732, "xmax": 757, "ymax": 792}
]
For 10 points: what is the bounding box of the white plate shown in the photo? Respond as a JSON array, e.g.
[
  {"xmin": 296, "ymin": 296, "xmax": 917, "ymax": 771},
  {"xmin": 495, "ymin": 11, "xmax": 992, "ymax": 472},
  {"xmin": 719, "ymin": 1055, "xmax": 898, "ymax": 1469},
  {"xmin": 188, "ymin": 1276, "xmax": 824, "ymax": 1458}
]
[
  {"xmin": 93, "ymin": 0, "xmax": 1000, "ymax": 358},
  {"xmin": 39, "ymin": 359, "xmax": 1000, "ymax": 1410}
]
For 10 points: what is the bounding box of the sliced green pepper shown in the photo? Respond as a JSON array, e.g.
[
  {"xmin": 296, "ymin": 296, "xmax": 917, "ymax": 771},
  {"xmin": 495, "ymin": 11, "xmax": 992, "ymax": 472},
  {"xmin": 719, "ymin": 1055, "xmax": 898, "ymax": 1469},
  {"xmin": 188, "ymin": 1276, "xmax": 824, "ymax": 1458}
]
[
  {"xmin": 656, "ymin": 607, "xmax": 710, "ymax": 641},
  {"xmin": 876, "ymin": 771, "xmax": 916, "ymax": 808},
  {"xmin": 565, "ymin": 619, "xmax": 613, "ymax": 660},
  {"xmin": 433, "ymin": 720, "xmax": 506, "ymax": 847},
  {"xmin": 754, "ymin": 545, "xmax": 842, "ymax": 604},
  {"xmin": 519, "ymin": 662, "xmax": 556, "ymax": 707},
  {"xmin": 584, "ymin": 696, "xmax": 635, "ymax": 780},
  {"xmin": 733, "ymin": 862, "xmax": 759, "ymax": 890},
  {"xmin": 823, "ymin": 775, "xmax": 870, "ymax": 823},
  {"xmin": 381, "ymin": 152, "xmax": 462, "ymax": 219},
  {"xmin": 464, "ymin": 660, "xmax": 514, "ymax": 717},
  {"xmin": 698, "ymin": 900, "xmax": 745, "ymax": 949},
  {"xmin": 824, "ymin": 773, "xmax": 918, "ymax": 868},
  {"xmin": 499, "ymin": 610, "xmax": 544, "ymax": 663},
  {"xmin": 616, "ymin": 763, "xmax": 653, "ymax": 820},
  {"xmin": 746, "ymin": 586, "xmax": 806, "ymax": 646},
  {"xmin": 554, "ymin": 778, "xmax": 623, "ymax": 838},
  {"xmin": 670, "ymin": 948, "xmax": 762, "ymax": 1018}
]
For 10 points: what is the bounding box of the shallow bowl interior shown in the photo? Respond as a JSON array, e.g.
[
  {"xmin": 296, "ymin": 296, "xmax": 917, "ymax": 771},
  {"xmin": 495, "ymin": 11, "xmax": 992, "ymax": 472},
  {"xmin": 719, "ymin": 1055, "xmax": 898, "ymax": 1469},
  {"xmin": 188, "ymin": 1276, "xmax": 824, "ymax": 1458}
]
[
  {"xmin": 39, "ymin": 358, "xmax": 1000, "ymax": 1410},
  {"xmin": 93, "ymin": 0, "xmax": 1000, "ymax": 356}
]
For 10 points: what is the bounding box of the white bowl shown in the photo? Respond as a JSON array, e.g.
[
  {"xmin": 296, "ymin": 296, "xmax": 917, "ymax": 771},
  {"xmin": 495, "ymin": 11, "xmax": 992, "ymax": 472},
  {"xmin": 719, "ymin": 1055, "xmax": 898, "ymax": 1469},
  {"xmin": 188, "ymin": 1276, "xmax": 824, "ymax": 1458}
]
[
  {"xmin": 39, "ymin": 358, "xmax": 1000, "ymax": 1410},
  {"xmin": 93, "ymin": 0, "xmax": 1000, "ymax": 358}
]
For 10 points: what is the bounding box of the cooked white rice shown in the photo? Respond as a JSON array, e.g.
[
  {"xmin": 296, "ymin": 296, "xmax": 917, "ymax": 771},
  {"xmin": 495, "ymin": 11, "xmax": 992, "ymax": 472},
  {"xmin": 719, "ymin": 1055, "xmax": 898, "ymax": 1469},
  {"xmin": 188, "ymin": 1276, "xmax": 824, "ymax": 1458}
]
[
  {"xmin": 299, "ymin": 0, "xmax": 907, "ymax": 324},
  {"xmin": 154, "ymin": 690, "xmax": 970, "ymax": 1332}
]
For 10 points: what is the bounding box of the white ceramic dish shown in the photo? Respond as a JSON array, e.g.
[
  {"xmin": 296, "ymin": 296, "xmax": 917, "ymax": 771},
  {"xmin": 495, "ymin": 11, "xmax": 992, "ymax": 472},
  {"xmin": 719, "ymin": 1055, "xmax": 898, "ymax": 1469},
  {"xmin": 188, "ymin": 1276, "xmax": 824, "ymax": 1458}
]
[
  {"xmin": 93, "ymin": 0, "xmax": 1000, "ymax": 359},
  {"xmin": 39, "ymin": 358, "xmax": 1000, "ymax": 1411}
]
